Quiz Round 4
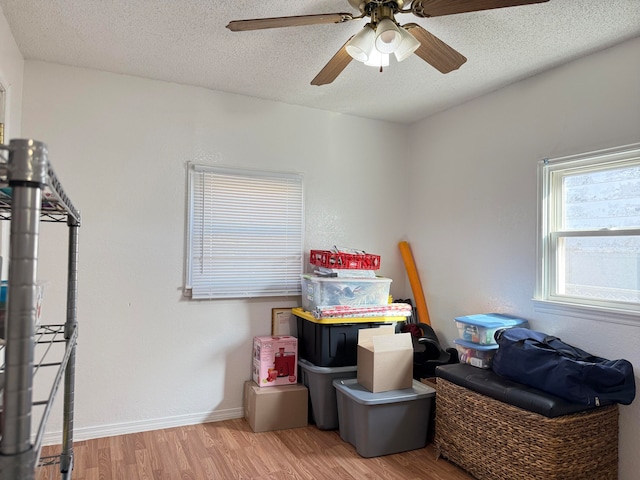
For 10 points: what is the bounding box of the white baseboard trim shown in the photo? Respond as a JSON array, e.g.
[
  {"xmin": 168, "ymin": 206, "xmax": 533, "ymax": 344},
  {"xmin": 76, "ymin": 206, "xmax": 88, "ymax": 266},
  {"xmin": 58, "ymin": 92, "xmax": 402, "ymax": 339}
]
[{"xmin": 41, "ymin": 407, "xmax": 245, "ymax": 446}]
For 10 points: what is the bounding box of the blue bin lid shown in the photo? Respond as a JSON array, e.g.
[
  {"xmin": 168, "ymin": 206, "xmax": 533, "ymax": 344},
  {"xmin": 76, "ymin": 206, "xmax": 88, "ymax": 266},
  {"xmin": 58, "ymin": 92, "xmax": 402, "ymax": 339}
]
[
  {"xmin": 332, "ymin": 378, "xmax": 434, "ymax": 405},
  {"xmin": 454, "ymin": 338, "xmax": 499, "ymax": 350},
  {"xmin": 454, "ymin": 313, "xmax": 528, "ymax": 329},
  {"xmin": 0, "ymin": 281, "xmax": 7, "ymax": 303}
]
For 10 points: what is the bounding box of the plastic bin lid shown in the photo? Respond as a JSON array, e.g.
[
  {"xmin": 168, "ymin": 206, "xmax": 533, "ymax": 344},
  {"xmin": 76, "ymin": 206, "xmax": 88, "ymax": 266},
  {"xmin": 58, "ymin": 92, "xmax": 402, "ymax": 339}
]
[
  {"xmin": 454, "ymin": 338, "xmax": 499, "ymax": 350},
  {"xmin": 332, "ymin": 378, "xmax": 434, "ymax": 405},
  {"xmin": 301, "ymin": 274, "xmax": 392, "ymax": 283},
  {"xmin": 454, "ymin": 313, "xmax": 527, "ymax": 328},
  {"xmin": 292, "ymin": 307, "xmax": 403, "ymax": 325},
  {"xmin": 298, "ymin": 358, "xmax": 357, "ymax": 374}
]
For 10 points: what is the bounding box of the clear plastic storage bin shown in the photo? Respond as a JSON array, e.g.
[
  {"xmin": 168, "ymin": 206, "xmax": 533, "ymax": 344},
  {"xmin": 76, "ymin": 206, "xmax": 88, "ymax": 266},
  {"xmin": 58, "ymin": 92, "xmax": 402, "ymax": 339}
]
[
  {"xmin": 455, "ymin": 313, "xmax": 528, "ymax": 345},
  {"xmin": 301, "ymin": 275, "xmax": 391, "ymax": 312},
  {"xmin": 454, "ymin": 338, "xmax": 499, "ymax": 369}
]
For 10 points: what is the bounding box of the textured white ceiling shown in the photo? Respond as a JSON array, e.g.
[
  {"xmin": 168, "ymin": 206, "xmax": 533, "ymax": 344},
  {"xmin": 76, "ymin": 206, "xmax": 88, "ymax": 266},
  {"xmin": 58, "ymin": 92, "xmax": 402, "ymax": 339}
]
[{"xmin": 1, "ymin": 0, "xmax": 639, "ymax": 124}]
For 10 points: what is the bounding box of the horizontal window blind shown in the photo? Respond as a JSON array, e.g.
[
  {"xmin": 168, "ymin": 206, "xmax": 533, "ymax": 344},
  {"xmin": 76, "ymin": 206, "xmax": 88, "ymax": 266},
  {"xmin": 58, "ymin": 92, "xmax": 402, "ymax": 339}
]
[{"xmin": 186, "ymin": 164, "xmax": 303, "ymax": 299}]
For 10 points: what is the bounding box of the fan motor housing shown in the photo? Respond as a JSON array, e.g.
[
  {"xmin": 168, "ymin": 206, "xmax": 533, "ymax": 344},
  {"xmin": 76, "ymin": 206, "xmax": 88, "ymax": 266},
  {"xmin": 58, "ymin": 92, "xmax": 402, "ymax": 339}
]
[{"xmin": 348, "ymin": 1, "xmax": 404, "ymax": 15}]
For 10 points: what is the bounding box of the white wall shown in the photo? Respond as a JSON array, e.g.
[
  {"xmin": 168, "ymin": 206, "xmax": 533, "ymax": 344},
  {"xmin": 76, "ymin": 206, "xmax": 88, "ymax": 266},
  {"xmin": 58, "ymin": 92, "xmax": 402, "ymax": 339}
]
[
  {"xmin": 406, "ymin": 36, "xmax": 640, "ymax": 480},
  {"xmin": 19, "ymin": 62, "xmax": 410, "ymax": 440},
  {"xmin": 0, "ymin": 6, "xmax": 23, "ymax": 274},
  {"xmin": 0, "ymin": 5, "xmax": 22, "ymax": 140}
]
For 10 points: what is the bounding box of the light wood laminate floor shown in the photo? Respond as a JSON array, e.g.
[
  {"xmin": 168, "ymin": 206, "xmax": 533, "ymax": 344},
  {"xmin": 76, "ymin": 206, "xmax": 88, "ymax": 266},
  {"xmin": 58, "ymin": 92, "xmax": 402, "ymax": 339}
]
[{"xmin": 36, "ymin": 418, "xmax": 473, "ymax": 479}]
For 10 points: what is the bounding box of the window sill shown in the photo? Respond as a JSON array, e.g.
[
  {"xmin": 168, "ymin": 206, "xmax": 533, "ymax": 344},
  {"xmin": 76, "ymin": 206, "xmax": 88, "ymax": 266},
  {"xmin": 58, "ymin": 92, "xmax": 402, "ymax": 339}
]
[{"xmin": 532, "ymin": 299, "xmax": 640, "ymax": 326}]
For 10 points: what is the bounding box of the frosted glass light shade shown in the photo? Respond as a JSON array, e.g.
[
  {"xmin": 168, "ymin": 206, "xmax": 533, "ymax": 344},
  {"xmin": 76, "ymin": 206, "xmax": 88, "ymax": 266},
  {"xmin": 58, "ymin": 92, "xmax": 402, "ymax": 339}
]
[
  {"xmin": 364, "ymin": 48, "xmax": 389, "ymax": 67},
  {"xmin": 346, "ymin": 25, "xmax": 376, "ymax": 62},
  {"xmin": 375, "ymin": 18, "xmax": 402, "ymax": 54},
  {"xmin": 394, "ymin": 28, "xmax": 421, "ymax": 62}
]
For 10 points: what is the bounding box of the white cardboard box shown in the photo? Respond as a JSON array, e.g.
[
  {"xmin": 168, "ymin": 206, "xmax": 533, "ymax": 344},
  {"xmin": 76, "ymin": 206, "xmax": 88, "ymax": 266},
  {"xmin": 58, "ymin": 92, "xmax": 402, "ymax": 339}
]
[{"xmin": 357, "ymin": 326, "xmax": 413, "ymax": 393}]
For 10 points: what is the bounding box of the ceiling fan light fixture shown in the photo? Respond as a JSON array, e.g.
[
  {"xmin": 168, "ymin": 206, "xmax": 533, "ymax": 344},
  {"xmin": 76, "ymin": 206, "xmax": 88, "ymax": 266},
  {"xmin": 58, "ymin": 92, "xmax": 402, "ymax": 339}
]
[
  {"xmin": 394, "ymin": 27, "xmax": 421, "ymax": 62},
  {"xmin": 229, "ymin": 0, "xmax": 551, "ymax": 85},
  {"xmin": 374, "ymin": 18, "xmax": 402, "ymax": 54},
  {"xmin": 364, "ymin": 48, "xmax": 389, "ymax": 68},
  {"xmin": 345, "ymin": 24, "xmax": 375, "ymax": 62}
]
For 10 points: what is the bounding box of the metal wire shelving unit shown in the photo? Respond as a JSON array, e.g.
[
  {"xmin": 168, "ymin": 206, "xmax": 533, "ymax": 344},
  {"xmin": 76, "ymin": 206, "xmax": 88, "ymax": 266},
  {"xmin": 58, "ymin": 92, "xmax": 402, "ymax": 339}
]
[{"xmin": 0, "ymin": 139, "xmax": 80, "ymax": 480}]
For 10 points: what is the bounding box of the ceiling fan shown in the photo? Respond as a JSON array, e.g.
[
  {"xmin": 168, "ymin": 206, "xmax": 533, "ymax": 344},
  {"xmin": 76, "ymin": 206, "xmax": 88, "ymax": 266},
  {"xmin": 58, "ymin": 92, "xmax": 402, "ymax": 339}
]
[{"xmin": 227, "ymin": 0, "xmax": 549, "ymax": 86}]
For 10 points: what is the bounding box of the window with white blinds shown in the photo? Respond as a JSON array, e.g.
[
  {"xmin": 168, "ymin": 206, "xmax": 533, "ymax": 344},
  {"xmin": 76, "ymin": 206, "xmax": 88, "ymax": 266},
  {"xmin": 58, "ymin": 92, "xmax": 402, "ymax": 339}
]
[{"xmin": 185, "ymin": 163, "xmax": 304, "ymax": 299}]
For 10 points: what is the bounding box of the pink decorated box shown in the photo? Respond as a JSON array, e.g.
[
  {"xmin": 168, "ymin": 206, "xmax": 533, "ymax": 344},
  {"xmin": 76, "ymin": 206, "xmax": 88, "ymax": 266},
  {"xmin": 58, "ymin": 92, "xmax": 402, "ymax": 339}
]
[{"xmin": 252, "ymin": 335, "xmax": 298, "ymax": 387}]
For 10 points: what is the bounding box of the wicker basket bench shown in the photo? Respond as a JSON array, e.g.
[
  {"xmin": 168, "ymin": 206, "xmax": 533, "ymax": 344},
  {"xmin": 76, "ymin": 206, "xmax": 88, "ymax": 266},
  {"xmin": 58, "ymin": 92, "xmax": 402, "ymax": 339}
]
[{"xmin": 434, "ymin": 364, "xmax": 618, "ymax": 480}]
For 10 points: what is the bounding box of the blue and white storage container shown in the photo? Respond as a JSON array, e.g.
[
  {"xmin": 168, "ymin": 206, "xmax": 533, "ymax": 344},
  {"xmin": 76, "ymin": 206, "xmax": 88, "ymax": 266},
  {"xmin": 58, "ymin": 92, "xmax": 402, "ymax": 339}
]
[
  {"xmin": 453, "ymin": 338, "xmax": 499, "ymax": 369},
  {"xmin": 454, "ymin": 313, "xmax": 529, "ymax": 345}
]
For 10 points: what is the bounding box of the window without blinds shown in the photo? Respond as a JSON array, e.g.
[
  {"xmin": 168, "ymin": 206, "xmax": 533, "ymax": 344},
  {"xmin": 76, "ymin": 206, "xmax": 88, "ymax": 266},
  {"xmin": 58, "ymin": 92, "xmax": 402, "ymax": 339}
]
[
  {"xmin": 185, "ymin": 164, "xmax": 303, "ymax": 299},
  {"xmin": 536, "ymin": 144, "xmax": 640, "ymax": 314}
]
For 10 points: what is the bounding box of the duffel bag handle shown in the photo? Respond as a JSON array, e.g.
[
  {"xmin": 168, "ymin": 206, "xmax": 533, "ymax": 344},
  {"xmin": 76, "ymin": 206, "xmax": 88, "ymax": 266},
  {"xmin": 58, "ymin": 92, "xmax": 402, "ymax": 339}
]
[
  {"xmin": 523, "ymin": 337, "xmax": 604, "ymax": 364},
  {"xmin": 540, "ymin": 336, "xmax": 602, "ymax": 363}
]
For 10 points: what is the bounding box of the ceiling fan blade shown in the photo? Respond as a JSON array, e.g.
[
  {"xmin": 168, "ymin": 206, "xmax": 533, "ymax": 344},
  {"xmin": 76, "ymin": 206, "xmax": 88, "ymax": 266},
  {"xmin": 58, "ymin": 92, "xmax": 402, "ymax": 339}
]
[
  {"xmin": 226, "ymin": 13, "xmax": 355, "ymax": 32},
  {"xmin": 311, "ymin": 38, "xmax": 354, "ymax": 86},
  {"xmin": 404, "ymin": 24, "xmax": 466, "ymax": 73},
  {"xmin": 411, "ymin": 0, "xmax": 549, "ymax": 17}
]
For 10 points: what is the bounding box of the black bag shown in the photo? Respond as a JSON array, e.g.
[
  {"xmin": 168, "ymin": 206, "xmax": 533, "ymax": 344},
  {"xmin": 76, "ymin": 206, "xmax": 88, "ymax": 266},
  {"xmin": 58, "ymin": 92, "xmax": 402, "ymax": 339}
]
[{"xmin": 492, "ymin": 327, "xmax": 636, "ymax": 406}]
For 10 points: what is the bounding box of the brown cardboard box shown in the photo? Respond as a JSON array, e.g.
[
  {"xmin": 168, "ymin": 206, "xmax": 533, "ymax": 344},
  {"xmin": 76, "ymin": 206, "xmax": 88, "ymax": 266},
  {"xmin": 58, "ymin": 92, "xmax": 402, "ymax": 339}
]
[
  {"xmin": 357, "ymin": 326, "xmax": 413, "ymax": 393},
  {"xmin": 244, "ymin": 380, "xmax": 308, "ymax": 432}
]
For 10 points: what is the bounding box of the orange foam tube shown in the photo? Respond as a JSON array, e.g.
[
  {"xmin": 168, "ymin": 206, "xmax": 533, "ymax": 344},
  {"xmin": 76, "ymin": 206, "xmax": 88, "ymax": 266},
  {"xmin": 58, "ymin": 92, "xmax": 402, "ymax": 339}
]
[{"xmin": 398, "ymin": 241, "xmax": 431, "ymax": 325}]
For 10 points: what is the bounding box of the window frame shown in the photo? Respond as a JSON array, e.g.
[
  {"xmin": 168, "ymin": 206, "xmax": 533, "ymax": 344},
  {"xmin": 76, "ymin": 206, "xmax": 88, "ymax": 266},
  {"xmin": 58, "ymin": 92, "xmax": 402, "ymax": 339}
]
[
  {"xmin": 184, "ymin": 163, "xmax": 304, "ymax": 300},
  {"xmin": 535, "ymin": 143, "xmax": 640, "ymax": 323}
]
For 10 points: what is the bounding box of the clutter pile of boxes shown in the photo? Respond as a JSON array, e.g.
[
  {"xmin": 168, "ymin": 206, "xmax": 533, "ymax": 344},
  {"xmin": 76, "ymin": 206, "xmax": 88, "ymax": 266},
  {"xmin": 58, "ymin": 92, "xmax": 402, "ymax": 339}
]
[
  {"xmin": 245, "ymin": 335, "xmax": 308, "ymax": 433},
  {"xmin": 244, "ymin": 248, "xmax": 437, "ymax": 458}
]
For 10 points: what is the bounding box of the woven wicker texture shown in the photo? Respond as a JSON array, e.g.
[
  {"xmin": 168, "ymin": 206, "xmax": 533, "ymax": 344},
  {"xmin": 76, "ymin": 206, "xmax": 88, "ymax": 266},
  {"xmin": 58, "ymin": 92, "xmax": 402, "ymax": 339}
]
[{"xmin": 434, "ymin": 378, "xmax": 618, "ymax": 480}]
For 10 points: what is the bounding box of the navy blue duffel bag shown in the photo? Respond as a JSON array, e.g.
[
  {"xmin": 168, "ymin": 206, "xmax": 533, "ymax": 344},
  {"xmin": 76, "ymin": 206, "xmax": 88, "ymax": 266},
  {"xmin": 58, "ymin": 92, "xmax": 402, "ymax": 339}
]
[{"xmin": 492, "ymin": 327, "xmax": 636, "ymax": 406}]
